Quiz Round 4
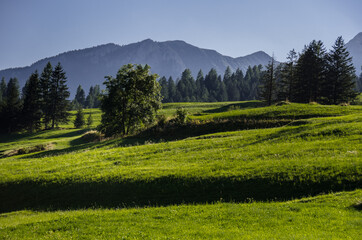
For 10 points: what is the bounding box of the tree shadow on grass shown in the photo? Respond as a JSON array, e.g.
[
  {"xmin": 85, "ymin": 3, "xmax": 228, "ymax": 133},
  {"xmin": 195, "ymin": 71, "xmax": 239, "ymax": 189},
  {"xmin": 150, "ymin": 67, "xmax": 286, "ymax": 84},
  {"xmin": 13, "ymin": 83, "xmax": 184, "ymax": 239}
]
[
  {"xmin": 202, "ymin": 101, "xmax": 266, "ymax": 114},
  {"xmin": 0, "ymin": 177, "xmax": 358, "ymax": 213}
]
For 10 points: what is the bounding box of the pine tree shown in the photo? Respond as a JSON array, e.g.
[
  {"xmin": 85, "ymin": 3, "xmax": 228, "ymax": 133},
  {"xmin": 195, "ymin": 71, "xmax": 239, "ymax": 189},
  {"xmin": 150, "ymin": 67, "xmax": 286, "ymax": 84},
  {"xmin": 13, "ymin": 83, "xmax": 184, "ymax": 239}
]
[
  {"xmin": 49, "ymin": 62, "xmax": 70, "ymax": 128},
  {"xmin": 0, "ymin": 77, "xmax": 7, "ymax": 109},
  {"xmin": 167, "ymin": 77, "xmax": 176, "ymax": 102},
  {"xmin": 224, "ymin": 67, "xmax": 240, "ymax": 101},
  {"xmin": 259, "ymin": 56, "xmax": 276, "ymax": 105},
  {"xmin": 324, "ymin": 36, "xmax": 357, "ymax": 104},
  {"xmin": 87, "ymin": 111, "xmax": 93, "ymax": 128},
  {"xmin": 74, "ymin": 107, "xmax": 85, "ymax": 128},
  {"xmin": 4, "ymin": 78, "xmax": 21, "ymax": 132},
  {"xmin": 205, "ymin": 68, "xmax": 220, "ymax": 101},
  {"xmin": 21, "ymin": 71, "xmax": 42, "ymax": 132},
  {"xmin": 159, "ymin": 76, "xmax": 169, "ymax": 102},
  {"xmin": 176, "ymin": 69, "xmax": 195, "ymax": 102},
  {"xmin": 278, "ymin": 49, "xmax": 297, "ymax": 101},
  {"xmin": 39, "ymin": 62, "xmax": 53, "ymax": 128},
  {"xmin": 294, "ymin": 40, "xmax": 327, "ymax": 103},
  {"xmin": 74, "ymin": 85, "xmax": 86, "ymax": 107}
]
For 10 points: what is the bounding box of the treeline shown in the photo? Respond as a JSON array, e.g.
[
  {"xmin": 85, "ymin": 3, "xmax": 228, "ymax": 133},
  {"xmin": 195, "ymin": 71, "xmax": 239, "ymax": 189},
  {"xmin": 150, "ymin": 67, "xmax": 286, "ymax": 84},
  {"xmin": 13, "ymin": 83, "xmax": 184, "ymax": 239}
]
[
  {"xmin": 159, "ymin": 65, "xmax": 263, "ymax": 102},
  {"xmin": 0, "ymin": 62, "xmax": 70, "ymax": 133},
  {"xmin": 71, "ymin": 84, "xmax": 101, "ymax": 109},
  {"xmin": 257, "ymin": 36, "xmax": 359, "ymax": 105}
]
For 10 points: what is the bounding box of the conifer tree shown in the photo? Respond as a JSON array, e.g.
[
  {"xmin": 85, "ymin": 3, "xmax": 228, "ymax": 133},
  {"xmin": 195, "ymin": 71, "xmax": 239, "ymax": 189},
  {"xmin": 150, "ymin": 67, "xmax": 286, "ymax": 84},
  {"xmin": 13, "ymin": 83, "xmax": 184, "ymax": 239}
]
[
  {"xmin": 74, "ymin": 107, "xmax": 85, "ymax": 128},
  {"xmin": 159, "ymin": 76, "xmax": 169, "ymax": 102},
  {"xmin": 49, "ymin": 62, "xmax": 70, "ymax": 128},
  {"xmin": 87, "ymin": 111, "xmax": 93, "ymax": 128},
  {"xmin": 4, "ymin": 78, "xmax": 21, "ymax": 132},
  {"xmin": 259, "ymin": 56, "xmax": 276, "ymax": 105},
  {"xmin": 0, "ymin": 77, "xmax": 7, "ymax": 108},
  {"xmin": 21, "ymin": 71, "xmax": 42, "ymax": 132},
  {"xmin": 167, "ymin": 77, "xmax": 176, "ymax": 102},
  {"xmin": 324, "ymin": 36, "xmax": 357, "ymax": 104},
  {"xmin": 278, "ymin": 49, "xmax": 297, "ymax": 101},
  {"xmin": 39, "ymin": 62, "xmax": 53, "ymax": 128},
  {"xmin": 74, "ymin": 85, "xmax": 86, "ymax": 107}
]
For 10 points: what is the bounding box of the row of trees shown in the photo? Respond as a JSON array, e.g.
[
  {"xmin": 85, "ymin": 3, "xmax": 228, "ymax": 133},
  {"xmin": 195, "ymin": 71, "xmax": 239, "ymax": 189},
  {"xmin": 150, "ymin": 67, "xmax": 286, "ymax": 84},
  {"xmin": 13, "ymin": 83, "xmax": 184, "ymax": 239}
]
[
  {"xmin": 260, "ymin": 36, "xmax": 359, "ymax": 105},
  {"xmin": 0, "ymin": 62, "xmax": 70, "ymax": 133},
  {"xmin": 159, "ymin": 65, "xmax": 262, "ymax": 103},
  {"xmin": 72, "ymin": 84, "xmax": 101, "ymax": 109}
]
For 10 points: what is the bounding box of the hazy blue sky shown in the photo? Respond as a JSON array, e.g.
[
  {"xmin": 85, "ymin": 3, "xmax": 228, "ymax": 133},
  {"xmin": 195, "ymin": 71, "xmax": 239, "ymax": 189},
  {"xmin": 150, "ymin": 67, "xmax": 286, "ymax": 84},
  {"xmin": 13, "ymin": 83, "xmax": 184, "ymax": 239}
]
[{"xmin": 0, "ymin": 0, "xmax": 361, "ymax": 70}]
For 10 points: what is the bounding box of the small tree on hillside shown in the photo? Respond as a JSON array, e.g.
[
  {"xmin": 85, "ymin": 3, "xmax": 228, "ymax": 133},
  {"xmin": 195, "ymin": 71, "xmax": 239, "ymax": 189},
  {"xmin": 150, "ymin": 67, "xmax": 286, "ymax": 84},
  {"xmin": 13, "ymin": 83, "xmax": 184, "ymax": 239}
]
[
  {"xmin": 87, "ymin": 111, "xmax": 93, "ymax": 128},
  {"xmin": 259, "ymin": 56, "xmax": 277, "ymax": 105},
  {"xmin": 99, "ymin": 64, "xmax": 162, "ymax": 136},
  {"xmin": 74, "ymin": 107, "xmax": 85, "ymax": 128}
]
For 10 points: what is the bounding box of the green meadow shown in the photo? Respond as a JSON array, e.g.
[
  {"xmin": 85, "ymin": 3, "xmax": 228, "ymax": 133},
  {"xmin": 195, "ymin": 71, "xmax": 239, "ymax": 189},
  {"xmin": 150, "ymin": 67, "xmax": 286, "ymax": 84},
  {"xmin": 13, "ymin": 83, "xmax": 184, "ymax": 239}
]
[{"xmin": 0, "ymin": 101, "xmax": 361, "ymax": 239}]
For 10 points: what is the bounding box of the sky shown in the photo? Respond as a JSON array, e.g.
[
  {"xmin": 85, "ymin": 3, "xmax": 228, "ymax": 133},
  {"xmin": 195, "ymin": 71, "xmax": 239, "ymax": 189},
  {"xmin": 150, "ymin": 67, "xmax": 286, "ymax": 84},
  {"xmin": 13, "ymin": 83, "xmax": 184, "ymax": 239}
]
[{"xmin": 0, "ymin": 0, "xmax": 361, "ymax": 70}]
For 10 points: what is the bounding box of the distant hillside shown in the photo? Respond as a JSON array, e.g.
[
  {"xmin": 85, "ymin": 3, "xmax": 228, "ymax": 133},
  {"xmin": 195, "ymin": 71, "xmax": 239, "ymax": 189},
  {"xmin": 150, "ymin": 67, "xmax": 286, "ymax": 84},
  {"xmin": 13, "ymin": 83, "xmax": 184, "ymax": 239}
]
[
  {"xmin": 0, "ymin": 39, "xmax": 273, "ymax": 96},
  {"xmin": 346, "ymin": 32, "xmax": 362, "ymax": 76}
]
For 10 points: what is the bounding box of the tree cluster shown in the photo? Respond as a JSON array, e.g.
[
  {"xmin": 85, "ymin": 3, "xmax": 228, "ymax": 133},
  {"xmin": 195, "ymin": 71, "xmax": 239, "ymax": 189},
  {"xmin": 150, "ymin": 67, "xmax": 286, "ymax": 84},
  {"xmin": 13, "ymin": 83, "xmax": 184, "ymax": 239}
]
[
  {"xmin": 159, "ymin": 65, "xmax": 262, "ymax": 103},
  {"xmin": 259, "ymin": 36, "xmax": 358, "ymax": 105},
  {"xmin": 71, "ymin": 84, "xmax": 101, "ymax": 109},
  {"xmin": 0, "ymin": 62, "xmax": 70, "ymax": 133}
]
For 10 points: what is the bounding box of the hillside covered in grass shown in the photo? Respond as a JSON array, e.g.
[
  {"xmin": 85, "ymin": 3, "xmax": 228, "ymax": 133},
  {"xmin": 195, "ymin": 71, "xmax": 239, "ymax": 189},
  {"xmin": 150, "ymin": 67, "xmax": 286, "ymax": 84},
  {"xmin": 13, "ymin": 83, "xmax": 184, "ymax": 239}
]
[{"xmin": 0, "ymin": 101, "xmax": 361, "ymax": 238}]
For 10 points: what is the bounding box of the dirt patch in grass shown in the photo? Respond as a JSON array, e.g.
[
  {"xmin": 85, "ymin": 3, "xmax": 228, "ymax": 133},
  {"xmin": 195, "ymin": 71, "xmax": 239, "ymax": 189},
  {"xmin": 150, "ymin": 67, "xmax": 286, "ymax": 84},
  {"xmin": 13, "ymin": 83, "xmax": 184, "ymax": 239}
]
[{"xmin": 2, "ymin": 143, "xmax": 54, "ymax": 158}]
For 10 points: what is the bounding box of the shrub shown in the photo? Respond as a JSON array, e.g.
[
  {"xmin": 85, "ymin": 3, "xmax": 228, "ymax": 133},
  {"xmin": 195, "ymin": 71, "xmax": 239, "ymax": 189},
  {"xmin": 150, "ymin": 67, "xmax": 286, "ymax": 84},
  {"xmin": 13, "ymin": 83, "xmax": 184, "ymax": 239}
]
[
  {"xmin": 81, "ymin": 130, "xmax": 104, "ymax": 142},
  {"xmin": 175, "ymin": 108, "xmax": 188, "ymax": 125}
]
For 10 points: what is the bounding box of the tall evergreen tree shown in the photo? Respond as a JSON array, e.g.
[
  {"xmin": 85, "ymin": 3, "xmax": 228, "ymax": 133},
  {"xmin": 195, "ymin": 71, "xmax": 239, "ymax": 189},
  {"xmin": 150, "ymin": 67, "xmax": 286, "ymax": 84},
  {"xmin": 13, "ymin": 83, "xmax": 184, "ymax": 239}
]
[
  {"xmin": 259, "ymin": 56, "xmax": 277, "ymax": 105},
  {"xmin": 324, "ymin": 36, "xmax": 357, "ymax": 104},
  {"xmin": 49, "ymin": 62, "xmax": 70, "ymax": 128},
  {"xmin": 159, "ymin": 76, "xmax": 169, "ymax": 102},
  {"xmin": 0, "ymin": 77, "xmax": 7, "ymax": 108},
  {"xmin": 167, "ymin": 76, "xmax": 176, "ymax": 102},
  {"xmin": 205, "ymin": 68, "xmax": 220, "ymax": 102},
  {"xmin": 294, "ymin": 40, "xmax": 327, "ymax": 103},
  {"xmin": 74, "ymin": 107, "xmax": 85, "ymax": 128},
  {"xmin": 21, "ymin": 71, "xmax": 42, "ymax": 132},
  {"xmin": 74, "ymin": 85, "xmax": 86, "ymax": 107},
  {"xmin": 224, "ymin": 67, "xmax": 240, "ymax": 101},
  {"xmin": 357, "ymin": 68, "xmax": 362, "ymax": 92},
  {"xmin": 278, "ymin": 49, "xmax": 297, "ymax": 101},
  {"xmin": 39, "ymin": 62, "xmax": 53, "ymax": 128},
  {"xmin": 4, "ymin": 78, "xmax": 21, "ymax": 132},
  {"xmin": 176, "ymin": 69, "xmax": 195, "ymax": 102}
]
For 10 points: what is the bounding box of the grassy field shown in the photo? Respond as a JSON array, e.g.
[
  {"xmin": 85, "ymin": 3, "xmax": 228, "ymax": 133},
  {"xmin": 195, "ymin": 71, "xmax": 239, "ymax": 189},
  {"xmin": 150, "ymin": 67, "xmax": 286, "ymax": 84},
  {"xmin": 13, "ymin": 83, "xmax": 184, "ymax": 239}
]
[{"xmin": 0, "ymin": 101, "xmax": 361, "ymax": 238}]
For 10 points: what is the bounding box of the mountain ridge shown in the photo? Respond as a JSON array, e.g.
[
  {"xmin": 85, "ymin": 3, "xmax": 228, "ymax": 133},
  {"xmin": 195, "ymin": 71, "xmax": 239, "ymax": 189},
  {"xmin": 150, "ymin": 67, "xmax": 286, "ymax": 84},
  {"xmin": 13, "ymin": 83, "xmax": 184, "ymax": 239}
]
[{"xmin": 0, "ymin": 39, "xmax": 273, "ymax": 96}]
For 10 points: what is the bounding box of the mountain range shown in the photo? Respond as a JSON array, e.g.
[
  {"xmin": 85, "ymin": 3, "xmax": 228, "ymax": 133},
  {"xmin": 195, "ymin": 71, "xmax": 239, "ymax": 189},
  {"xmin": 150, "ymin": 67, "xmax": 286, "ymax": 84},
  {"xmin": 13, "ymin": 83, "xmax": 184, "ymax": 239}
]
[{"xmin": 0, "ymin": 33, "xmax": 361, "ymax": 96}]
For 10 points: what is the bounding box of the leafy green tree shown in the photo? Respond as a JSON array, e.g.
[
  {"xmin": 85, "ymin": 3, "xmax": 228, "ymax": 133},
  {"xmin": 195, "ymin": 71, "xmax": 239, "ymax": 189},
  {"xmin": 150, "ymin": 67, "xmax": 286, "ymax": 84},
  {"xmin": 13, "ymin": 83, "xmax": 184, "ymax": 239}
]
[
  {"xmin": 259, "ymin": 56, "xmax": 277, "ymax": 105},
  {"xmin": 49, "ymin": 62, "xmax": 70, "ymax": 128},
  {"xmin": 39, "ymin": 62, "xmax": 53, "ymax": 128},
  {"xmin": 75, "ymin": 85, "xmax": 86, "ymax": 107},
  {"xmin": 324, "ymin": 36, "xmax": 357, "ymax": 104},
  {"xmin": 99, "ymin": 64, "xmax": 162, "ymax": 136},
  {"xmin": 74, "ymin": 107, "xmax": 85, "ymax": 128},
  {"xmin": 21, "ymin": 71, "xmax": 42, "ymax": 132}
]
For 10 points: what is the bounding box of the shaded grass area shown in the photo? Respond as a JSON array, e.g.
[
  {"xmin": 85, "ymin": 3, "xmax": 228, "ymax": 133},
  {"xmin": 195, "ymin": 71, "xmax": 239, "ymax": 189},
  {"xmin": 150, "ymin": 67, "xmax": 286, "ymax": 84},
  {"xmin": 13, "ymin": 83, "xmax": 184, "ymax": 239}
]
[
  {"xmin": 0, "ymin": 112, "xmax": 361, "ymax": 212},
  {"xmin": 0, "ymin": 190, "xmax": 361, "ymax": 239}
]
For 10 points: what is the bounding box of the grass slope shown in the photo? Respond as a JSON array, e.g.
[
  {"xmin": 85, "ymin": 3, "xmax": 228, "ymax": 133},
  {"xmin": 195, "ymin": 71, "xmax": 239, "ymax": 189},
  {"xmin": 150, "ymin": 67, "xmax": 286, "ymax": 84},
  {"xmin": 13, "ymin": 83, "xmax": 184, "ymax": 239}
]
[{"xmin": 0, "ymin": 190, "xmax": 361, "ymax": 239}]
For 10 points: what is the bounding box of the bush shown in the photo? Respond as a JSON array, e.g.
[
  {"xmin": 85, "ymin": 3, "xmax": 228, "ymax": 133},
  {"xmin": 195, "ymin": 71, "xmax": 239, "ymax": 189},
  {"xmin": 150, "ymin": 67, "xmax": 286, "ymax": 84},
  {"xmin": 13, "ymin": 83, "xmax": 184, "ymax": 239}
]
[
  {"xmin": 81, "ymin": 130, "xmax": 104, "ymax": 142},
  {"xmin": 175, "ymin": 108, "xmax": 188, "ymax": 125}
]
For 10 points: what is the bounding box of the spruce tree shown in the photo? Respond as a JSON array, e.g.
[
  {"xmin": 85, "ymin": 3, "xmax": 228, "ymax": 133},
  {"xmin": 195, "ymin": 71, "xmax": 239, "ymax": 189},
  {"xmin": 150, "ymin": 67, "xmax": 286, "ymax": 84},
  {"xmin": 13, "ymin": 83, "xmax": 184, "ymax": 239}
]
[
  {"xmin": 159, "ymin": 76, "xmax": 169, "ymax": 102},
  {"xmin": 294, "ymin": 40, "xmax": 327, "ymax": 103},
  {"xmin": 167, "ymin": 77, "xmax": 176, "ymax": 102},
  {"xmin": 75, "ymin": 85, "xmax": 86, "ymax": 107},
  {"xmin": 49, "ymin": 62, "xmax": 70, "ymax": 128},
  {"xmin": 278, "ymin": 49, "xmax": 297, "ymax": 101},
  {"xmin": 87, "ymin": 111, "xmax": 93, "ymax": 128},
  {"xmin": 21, "ymin": 71, "xmax": 42, "ymax": 132},
  {"xmin": 324, "ymin": 36, "xmax": 357, "ymax": 104},
  {"xmin": 74, "ymin": 107, "xmax": 85, "ymax": 128},
  {"xmin": 259, "ymin": 56, "xmax": 277, "ymax": 105},
  {"xmin": 4, "ymin": 78, "xmax": 21, "ymax": 132},
  {"xmin": 204, "ymin": 68, "xmax": 219, "ymax": 101},
  {"xmin": 40, "ymin": 62, "xmax": 53, "ymax": 128}
]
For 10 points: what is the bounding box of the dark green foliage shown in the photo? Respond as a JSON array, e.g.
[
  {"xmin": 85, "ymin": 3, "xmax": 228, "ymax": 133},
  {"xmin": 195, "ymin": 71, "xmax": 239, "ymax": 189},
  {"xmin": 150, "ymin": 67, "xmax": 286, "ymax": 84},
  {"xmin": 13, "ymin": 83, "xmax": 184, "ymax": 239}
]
[
  {"xmin": 74, "ymin": 107, "xmax": 85, "ymax": 128},
  {"xmin": 177, "ymin": 69, "xmax": 196, "ymax": 102},
  {"xmin": 175, "ymin": 107, "xmax": 188, "ymax": 124},
  {"xmin": 99, "ymin": 64, "xmax": 162, "ymax": 136},
  {"xmin": 294, "ymin": 40, "xmax": 327, "ymax": 103},
  {"xmin": 278, "ymin": 49, "xmax": 297, "ymax": 101},
  {"xmin": 39, "ymin": 62, "xmax": 53, "ymax": 128},
  {"xmin": 87, "ymin": 111, "xmax": 93, "ymax": 128},
  {"xmin": 49, "ymin": 62, "xmax": 70, "ymax": 128},
  {"xmin": 259, "ymin": 56, "xmax": 277, "ymax": 105},
  {"xmin": 159, "ymin": 76, "xmax": 169, "ymax": 102},
  {"xmin": 358, "ymin": 69, "xmax": 362, "ymax": 92},
  {"xmin": 1, "ymin": 78, "xmax": 22, "ymax": 133},
  {"xmin": 323, "ymin": 36, "xmax": 357, "ymax": 104},
  {"xmin": 85, "ymin": 85, "xmax": 101, "ymax": 108},
  {"xmin": 0, "ymin": 77, "xmax": 6, "ymax": 107},
  {"xmin": 74, "ymin": 85, "xmax": 86, "ymax": 107},
  {"xmin": 167, "ymin": 77, "xmax": 176, "ymax": 102},
  {"xmin": 21, "ymin": 71, "xmax": 42, "ymax": 132}
]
